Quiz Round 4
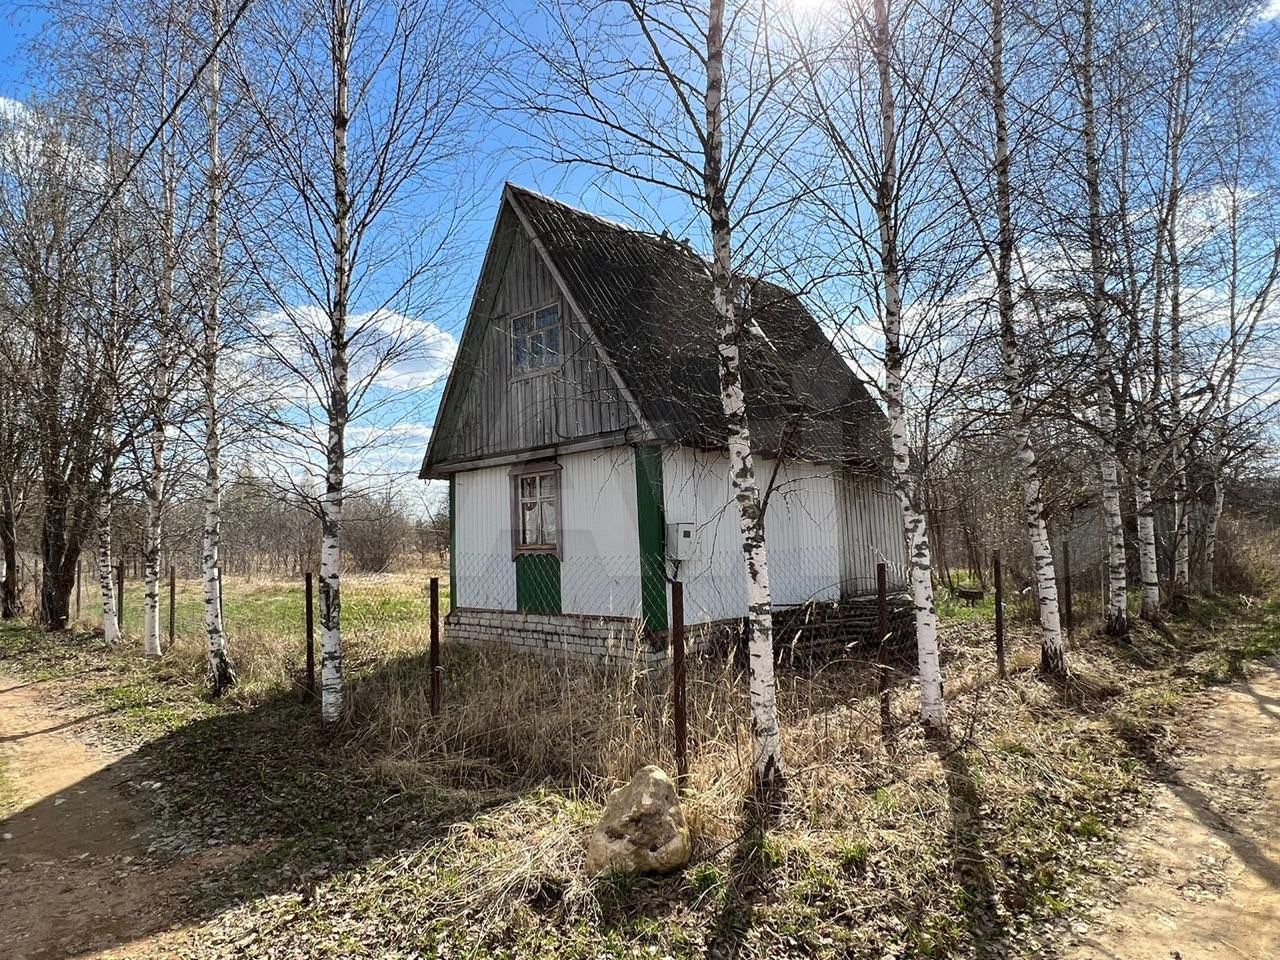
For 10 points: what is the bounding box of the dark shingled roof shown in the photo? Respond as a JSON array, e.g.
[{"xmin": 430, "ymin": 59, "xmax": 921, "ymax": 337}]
[{"xmin": 507, "ymin": 185, "xmax": 888, "ymax": 465}]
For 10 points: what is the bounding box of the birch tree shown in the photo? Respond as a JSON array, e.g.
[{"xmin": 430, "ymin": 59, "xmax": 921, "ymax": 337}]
[
  {"xmin": 786, "ymin": 0, "xmax": 974, "ymax": 727},
  {"xmin": 201, "ymin": 0, "xmax": 235, "ymax": 692},
  {"xmin": 1071, "ymin": 0, "xmax": 1129, "ymax": 636},
  {"xmin": 234, "ymin": 0, "xmax": 480, "ymax": 723},
  {"xmin": 507, "ymin": 0, "xmax": 798, "ymax": 802},
  {"xmin": 933, "ymin": 0, "xmax": 1067, "ymax": 672},
  {"xmin": 135, "ymin": 5, "xmax": 202, "ymax": 658},
  {"xmin": 987, "ymin": 0, "xmax": 1064, "ymax": 672}
]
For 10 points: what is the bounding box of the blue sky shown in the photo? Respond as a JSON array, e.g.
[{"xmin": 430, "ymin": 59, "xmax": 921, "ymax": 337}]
[{"xmin": 0, "ymin": 1, "xmax": 706, "ymax": 497}]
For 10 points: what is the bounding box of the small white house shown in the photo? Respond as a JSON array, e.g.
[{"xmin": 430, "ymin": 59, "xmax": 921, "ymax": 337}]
[{"xmin": 420, "ymin": 185, "xmax": 905, "ymax": 659}]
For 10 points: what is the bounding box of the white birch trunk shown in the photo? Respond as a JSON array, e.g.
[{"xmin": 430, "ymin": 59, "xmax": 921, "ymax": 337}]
[
  {"xmin": 203, "ymin": 0, "xmax": 234, "ymax": 693},
  {"xmin": 96, "ymin": 498, "xmax": 119, "ymax": 645},
  {"xmin": 703, "ymin": 0, "xmax": 785, "ymax": 797},
  {"xmin": 1203, "ymin": 467, "xmax": 1224, "ymax": 595},
  {"xmin": 320, "ymin": 0, "xmax": 353, "ymax": 725},
  {"xmin": 1081, "ymin": 0, "xmax": 1128, "ymax": 636},
  {"xmin": 873, "ymin": 0, "xmax": 944, "ymax": 729},
  {"xmin": 142, "ymin": 416, "xmax": 166, "ymax": 657},
  {"xmin": 1166, "ymin": 93, "xmax": 1191, "ymax": 599},
  {"xmin": 992, "ymin": 0, "xmax": 1065, "ymax": 674},
  {"xmin": 1133, "ymin": 468, "xmax": 1161, "ymax": 620},
  {"xmin": 320, "ymin": 486, "xmax": 343, "ymax": 722}
]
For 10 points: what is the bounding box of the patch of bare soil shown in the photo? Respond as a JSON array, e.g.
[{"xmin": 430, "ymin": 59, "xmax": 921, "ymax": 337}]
[
  {"xmin": 0, "ymin": 675, "xmax": 256, "ymax": 960},
  {"xmin": 1065, "ymin": 661, "xmax": 1280, "ymax": 960}
]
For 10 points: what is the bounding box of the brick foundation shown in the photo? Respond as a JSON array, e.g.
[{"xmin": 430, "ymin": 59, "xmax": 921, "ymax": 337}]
[{"xmin": 444, "ymin": 607, "xmax": 666, "ymax": 663}]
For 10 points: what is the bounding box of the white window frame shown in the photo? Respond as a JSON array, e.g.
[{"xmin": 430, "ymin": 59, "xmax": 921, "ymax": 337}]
[
  {"xmin": 509, "ymin": 461, "xmax": 563, "ymax": 557},
  {"xmin": 511, "ymin": 302, "xmax": 563, "ymax": 378}
]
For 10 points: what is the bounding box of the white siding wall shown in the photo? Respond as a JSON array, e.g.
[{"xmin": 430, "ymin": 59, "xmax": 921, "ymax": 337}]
[
  {"xmin": 454, "ymin": 447, "xmax": 900, "ymax": 621},
  {"xmin": 454, "ymin": 464, "xmax": 517, "ymax": 610},
  {"xmin": 559, "ymin": 447, "xmax": 642, "ymax": 616},
  {"xmin": 837, "ymin": 472, "xmax": 907, "ymax": 589},
  {"xmin": 763, "ymin": 461, "xmax": 842, "ymax": 604},
  {"xmin": 452, "ymin": 447, "xmax": 642, "ymax": 615},
  {"xmin": 661, "ymin": 448, "xmax": 844, "ymax": 623},
  {"xmin": 661, "ymin": 447, "xmax": 745, "ymax": 623}
]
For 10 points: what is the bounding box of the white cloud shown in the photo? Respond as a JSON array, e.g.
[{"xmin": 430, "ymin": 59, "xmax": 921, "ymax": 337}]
[
  {"xmin": 1262, "ymin": 0, "xmax": 1280, "ymax": 19},
  {"xmin": 0, "ymin": 97, "xmax": 27, "ymax": 122},
  {"xmin": 252, "ymin": 304, "xmax": 458, "ymax": 395}
]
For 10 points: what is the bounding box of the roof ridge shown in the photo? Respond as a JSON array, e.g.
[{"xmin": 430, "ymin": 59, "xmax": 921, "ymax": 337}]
[{"xmin": 504, "ymin": 182, "xmax": 703, "ymax": 258}]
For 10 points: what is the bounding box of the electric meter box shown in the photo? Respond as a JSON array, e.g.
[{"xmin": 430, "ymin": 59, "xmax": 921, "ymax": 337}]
[{"xmin": 665, "ymin": 522, "xmax": 696, "ymax": 560}]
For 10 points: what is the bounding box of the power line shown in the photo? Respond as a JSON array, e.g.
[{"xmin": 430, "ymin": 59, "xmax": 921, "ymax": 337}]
[{"xmin": 71, "ymin": 0, "xmax": 257, "ymax": 253}]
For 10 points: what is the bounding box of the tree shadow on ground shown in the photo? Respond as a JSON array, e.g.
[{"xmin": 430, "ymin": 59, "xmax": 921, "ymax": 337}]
[
  {"xmin": 0, "ymin": 651, "xmax": 526, "ymax": 960},
  {"xmin": 703, "ymin": 824, "xmax": 777, "ymax": 960},
  {"xmin": 1036, "ymin": 614, "xmax": 1280, "ymax": 898},
  {"xmin": 1107, "ymin": 684, "xmax": 1280, "ymax": 894},
  {"xmin": 935, "ymin": 743, "xmax": 1012, "ymax": 960}
]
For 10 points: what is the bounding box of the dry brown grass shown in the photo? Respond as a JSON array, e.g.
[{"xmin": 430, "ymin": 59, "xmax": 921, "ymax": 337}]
[
  {"xmin": 11, "ymin": 572, "xmax": 1276, "ymax": 957},
  {"xmin": 321, "ymin": 612, "xmax": 1177, "ymax": 952}
]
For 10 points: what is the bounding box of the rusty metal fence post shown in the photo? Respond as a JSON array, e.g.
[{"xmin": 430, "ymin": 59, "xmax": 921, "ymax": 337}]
[
  {"xmin": 1061, "ymin": 541, "xmax": 1074, "ymax": 636},
  {"xmin": 671, "ymin": 579, "xmax": 688, "ymax": 784},
  {"xmin": 993, "ymin": 549, "xmax": 1006, "ymax": 678},
  {"xmin": 304, "ymin": 572, "xmax": 316, "ymax": 699},
  {"xmin": 876, "ymin": 562, "xmax": 892, "ymax": 737},
  {"xmin": 115, "ymin": 559, "xmax": 125, "ymax": 633},
  {"xmin": 430, "ymin": 576, "xmax": 441, "ymax": 716},
  {"xmin": 168, "ymin": 565, "xmax": 176, "ymax": 649}
]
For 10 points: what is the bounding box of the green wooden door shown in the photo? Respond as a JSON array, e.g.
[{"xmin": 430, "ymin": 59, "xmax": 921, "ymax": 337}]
[
  {"xmin": 516, "ymin": 553, "xmax": 561, "ymax": 614},
  {"xmin": 635, "ymin": 447, "xmax": 668, "ymax": 631}
]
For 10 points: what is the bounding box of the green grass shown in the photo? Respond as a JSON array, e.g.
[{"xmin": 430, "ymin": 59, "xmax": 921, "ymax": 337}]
[{"xmin": 79, "ymin": 571, "xmax": 452, "ymax": 646}]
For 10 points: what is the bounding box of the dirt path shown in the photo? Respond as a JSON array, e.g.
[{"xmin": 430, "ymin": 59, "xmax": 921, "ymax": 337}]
[
  {"xmin": 0, "ymin": 675, "xmax": 252, "ymax": 960},
  {"xmin": 1067, "ymin": 661, "xmax": 1280, "ymax": 960}
]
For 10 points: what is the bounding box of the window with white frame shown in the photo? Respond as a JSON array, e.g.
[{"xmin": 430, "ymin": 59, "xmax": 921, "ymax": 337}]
[
  {"xmin": 511, "ymin": 464, "xmax": 561, "ymax": 553},
  {"xmin": 512, "ymin": 304, "xmax": 562, "ymax": 374}
]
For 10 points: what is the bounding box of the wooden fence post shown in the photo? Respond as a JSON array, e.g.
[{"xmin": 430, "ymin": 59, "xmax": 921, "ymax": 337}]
[
  {"xmin": 116, "ymin": 559, "xmax": 125, "ymax": 633},
  {"xmin": 304, "ymin": 572, "xmax": 316, "ymax": 699},
  {"xmin": 168, "ymin": 565, "xmax": 176, "ymax": 649},
  {"xmin": 430, "ymin": 576, "xmax": 441, "ymax": 716},
  {"xmin": 1061, "ymin": 541, "xmax": 1074, "ymax": 637},
  {"xmin": 993, "ymin": 549, "xmax": 1006, "ymax": 679},
  {"xmin": 671, "ymin": 579, "xmax": 688, "ymax": 785}
]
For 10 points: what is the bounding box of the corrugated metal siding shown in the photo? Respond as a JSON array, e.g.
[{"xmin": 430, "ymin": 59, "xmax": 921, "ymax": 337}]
[
  {"xmin": 762, "ymin": 461, "xmax": 842, "ymax": 605},
  {"xmin": 455, "ymin": 446, "xmax": 902, "ymax": 621},
  {"xmin": 664, "ymin": 450, "xmax": 902, "ymax": 622},
  {"xmin": 662, "ymin": 451, "xmax": 844, "ymax": 620},
  {"xmin": 661, "ymin": 447, "xmax": 746, "ymax": 623},
  {"xmin": 454, "ymin": 465, "xmax": 517, "ymax": 610},
  {"xmin": 837, "ymin": 472, "xmax": 907, "ymax": 590},
  {"xmin": 559, "ymin": 447, "xmax": 642, "ymax": 616},
  {"xmin": 433, "ymin": 209, "xmax": 638, "ymax": 465}
]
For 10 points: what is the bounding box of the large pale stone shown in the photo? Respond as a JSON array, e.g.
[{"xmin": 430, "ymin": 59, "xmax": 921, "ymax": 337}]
[{"xmin": 585, "ymin": 765, "xmax": 691, "ymax": 876}]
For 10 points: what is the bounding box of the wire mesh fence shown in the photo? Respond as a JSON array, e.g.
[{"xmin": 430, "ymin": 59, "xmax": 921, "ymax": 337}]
[
  {"xmin": 68, "ymin": 562, "xmax": 450, "ymax": 651},
  {"xmin": 10, "ymin": 529, "xmax": 1126, "ymax": 664}
]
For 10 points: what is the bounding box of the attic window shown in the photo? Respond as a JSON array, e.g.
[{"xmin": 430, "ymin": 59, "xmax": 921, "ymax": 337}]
[{"xmin": 512, "ymin": 304, "xmax": 562, "ymax": 374}]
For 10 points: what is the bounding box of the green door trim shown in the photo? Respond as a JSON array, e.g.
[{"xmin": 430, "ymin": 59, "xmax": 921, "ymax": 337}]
[
  {"xmin": 448, "ymin": 476, "xmax": 457, "ymax": 612},
  {"xmin": 635, "ymin": 446, "xmax": 668, "ymax": 632},
  {"xmin": 516, "ymin": 553, "xmax": 561, "ymax": 614}
]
